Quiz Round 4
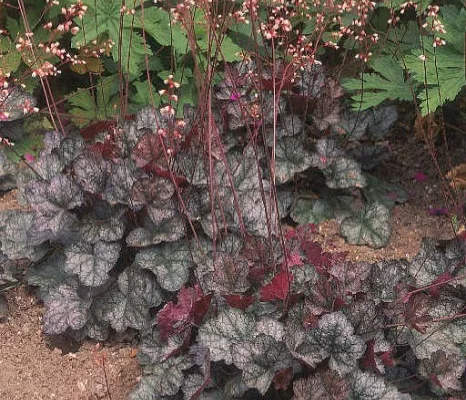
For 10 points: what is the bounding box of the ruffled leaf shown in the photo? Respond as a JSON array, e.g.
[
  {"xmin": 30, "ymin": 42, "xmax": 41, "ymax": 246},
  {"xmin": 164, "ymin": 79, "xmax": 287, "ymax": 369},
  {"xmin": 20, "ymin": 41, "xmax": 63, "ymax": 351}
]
[
  {"xmin": 232, "ymin": 334, "xmax": 293, "ymax": 394},
  {"xmin": 198, "ymin": 307, "xmax": 256, "ymax": 364},
  {"xmin": 97, "ymin": 266, "xmax": 162, "ymax": 332},
  {"xmin": 135, "ymin": 241, "xmax": 192, "ymax": 292},
  {"xmin": 64, "ymin": 241, "xmax": 121, "ymax": 287},
  {"xmin": 340, "ymin": 202, "xmax": 391, "ymax": 248},
  {"xmin": 42, "ymin": 284, "xmax": 90, "ymax": 335}
]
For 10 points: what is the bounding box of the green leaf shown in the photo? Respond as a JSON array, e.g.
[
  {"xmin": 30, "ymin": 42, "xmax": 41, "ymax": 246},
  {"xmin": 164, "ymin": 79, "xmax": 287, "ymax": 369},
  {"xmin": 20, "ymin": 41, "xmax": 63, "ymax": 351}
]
[
  {"xmin": 437, "ymin": 5, "xmax": 466, "ymax": 54},
  {"xmin": 198, "ymin": 307, "xmax": 256, "ymax": 364},
  {"xmin": 130, "ymin": 80, "xmax": 161, "ymax": 111},
  {"xmin": 340, "ymin": 202, "xmax": 391, "ymax": 248},
  {"xmin": 72, "ymin": 0, "xmax": 152, "ymax": 75},
  {"xmin": 0, "ymin": 36, "xmax": 21, "ymax": 74},
  {"xmin": 405, "ymin": 41, "xmax": 466, "ymax": 115},
  {"xmin": 68, "ymin": 76, "xmax": 120, "ymax": 127},
  {"xmin": 131, "ymin": 7, "xmax": 188, "ymax": 54},
  {"xmin": 342, "ymin": 56, "xmax": 413, "ymax": 110}
]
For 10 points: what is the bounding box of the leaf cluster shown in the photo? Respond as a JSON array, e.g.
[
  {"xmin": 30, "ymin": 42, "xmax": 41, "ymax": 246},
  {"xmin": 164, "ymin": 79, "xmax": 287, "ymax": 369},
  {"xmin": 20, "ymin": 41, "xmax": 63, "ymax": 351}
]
[
  {"xmin": 342, "ymin": 4, "xmax": 466, "ymax": 115},
  {"xmin": 1, "ymin": 59, "xmax": 464, "ymax": 398}
]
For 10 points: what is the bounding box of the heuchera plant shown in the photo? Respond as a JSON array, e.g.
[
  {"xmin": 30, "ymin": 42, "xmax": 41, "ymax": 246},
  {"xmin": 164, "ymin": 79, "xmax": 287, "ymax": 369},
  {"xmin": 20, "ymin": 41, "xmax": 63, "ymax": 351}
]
[{"xmin": 0, "ymin": 63, "xmax": 464, "ymax": 399}]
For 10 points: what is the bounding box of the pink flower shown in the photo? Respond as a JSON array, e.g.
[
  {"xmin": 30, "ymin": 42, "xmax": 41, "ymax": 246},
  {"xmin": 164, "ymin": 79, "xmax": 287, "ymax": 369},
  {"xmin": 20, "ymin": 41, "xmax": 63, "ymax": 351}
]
[
  {"xmin": 414, "ymin": 171, "xmax": 428, "ymax": 182},
  {"xmin": 229, "ymin": 92, "xmax": 241, "ymax": 101},
  {"xmin": 24, "ymin": 153, "xmax": 35, "ymax": 162}
]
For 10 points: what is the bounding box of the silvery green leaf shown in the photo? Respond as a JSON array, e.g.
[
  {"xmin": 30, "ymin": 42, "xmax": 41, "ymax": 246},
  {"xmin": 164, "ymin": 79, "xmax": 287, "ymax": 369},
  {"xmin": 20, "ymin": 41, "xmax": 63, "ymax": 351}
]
[
  {"xmin": 29, "ymin": 210, "xmax": 79, "ymax": 246},
  {"xmin": 70, "ymin": 307, "xmax": 110, "ymax": 342},
  {"xmin": 42, "ymin": 284, "xmax": 90, "ymax": 334},
  {"xmin": 287, "ymin": 310, "xmax": 365, "ymax": 374},
  {"xmin": 232, "ymin": 334, "xmax": 293, "ymax": 394},
  {"xmin": 323, "ymin": 157, "xmax": 366, "ymax": 189},
  {"xmin": 136, "ymin": 106, "xmax": 159, "ymax": 130},
  {"xmin": 65, "ymin": 241, "xmax": 121, "ymax": 287},
  {"xmin": 198, "ymin": 307, "xmax": 256, "ymax": 364},
  {"xmin": 135, "ymin": 241, "xmax": 192, "ymax": 292},
  {"xmin": 340, "ymin": 202, "xmax": 391, "ymax": 248},
  {"xmin": 26, "ymin": 174, "xmax": 83, "ymax": 216},
  {"xmin": 129, "ymin": 207, "xmax": 186, "ymax": 246},
  {"xmin": 254, "ymin": 318, "xmax": 285, "ymax": 342},
  {"xmin": 126, "ymin": 228, "xmax": 155, "ymax": 248},
  {"xmin": 194, "ymin": 234, "xmax": 250, "ymax": 293},
  {"xmin": 291, "ymin": 264, "xmax": 318, "ymax": 295},
  {"xmin": 350, "ymin": 370, "xmax": 412, "ymax": 399},
  {"xmin": 58, "ymin": 135, "xmax": 85, "ymax": 165},
  {"xmin": 291, "ymin": 197, "xmax": 335, "ymax": 225},
  {"xmin": 132, "ymin": 356, "xmax": 192, "ymax": 398},
  {"xmin": 73, "ymin": 152, "xmax": 107, "ymax": 194},
  {"xmin": 103, "ymin": 161, "xmax": 136, "ymax": 205},
  {"xmin": 0, "ymin": 85, "xmax": 36, "ymax": 121},
  {"xmin": 367, "ymin": 105, "xmax": 398, "ymax": 140},
  {"xmin": 348, "ymin": 145, "xmax": 389, "ymax": 171},
  {"xmin": 418, "ymin": 350, "xmax": 466, "ymax": 393},
  {"xmin": 346, "ymin": 300, "xmax": 385, "ymax": 343},
  {"xmin": 33, "ymin": 153, "xmax": 64, "ymax": 181},
  {"xmin": 97, "ymin": 266, "xmax": 162, "ymax": 332},
  {"xmin": 27, "ymin": 251, "xmax": 77, "ymax": 297},
  {"xmin": 368, "ymin": 259, "xmax": 411, "ymax": 303},
  {"xmin": 0, "ymin": 148, "xmax": 17, "ymax": 191},
  {"xmin": 130, "ymin": 177, "xmax": 175, "ymax": 210},
  {"xmin": 0, "ymin": 210, "xmax": 48, "ymax": 261},
  {"xmin": 42, "ymin": 130, "xmax": 62, "ymax": 152},
  {"xmin": 332, "ymin": 109, "xmax": 372, "ymax": 141},
  {"xmin": 409, "ymin": 238, "xmax": 449, "ymax": 287},
  {"xmin": 0, "ymin": 253, "xmax": 20, "ymax": 286},
  {"xmin": 182, "ymin": 373, "xmax": 207, "ymax": 400},
  {"xmin": 175, "ymin": 150, "xmax": 207, "ymax": 186},
  {"xmin": 309, "ymin": 312, "xmax": 366, "ymax": 375},
  {"xmin": 79, "ymin": 213, "xmax": 125, "ymax": 243},
  {"xmin": 292, "ymin": 370, "xmax": 350, "ymax": 400},
  {"xmin": 223, "ymin": 375, "xmax": 249, "ymax": 398},
  {"xmin": 274, "ymin": 136, "xmax": 313, "ymax": 184},
  {"xmin": 363, "ymin": 175, "xmax": 409, "ymax": 208},
  {"xmin": 138, "ymin": 325, "xmax": 185, "ymax": 366}
]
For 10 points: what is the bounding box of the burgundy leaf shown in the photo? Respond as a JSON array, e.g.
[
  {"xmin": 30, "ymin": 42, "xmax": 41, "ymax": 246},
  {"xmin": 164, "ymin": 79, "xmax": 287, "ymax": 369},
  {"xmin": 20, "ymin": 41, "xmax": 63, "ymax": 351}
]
[
  {"xmin": 273, "ymin": 367, "xmax": 294, "ymax": 391},
  {"xmin": 80, "ymin": 120, "xmax": 116, "ymax": 141},
  {"xmin": 404, "ymin": 293, "xmax": 433, "ymax": 333},
  {"xmin": 379, "ymin": 350, "xmax": 395, "ymax": 367},
  {"xmin": 156, "ymin": 285, "xmax": 204, "ymax": 340},
  {"xmin": 428, "ymin": 271, "xmax": 453, "ymax": 298},
  {"xmin": 260, "ymin": 269, "xmax": 293, "ymax": 302},
  {"xmin": 360, "ymin": 340, "xmax": 377, "ymax": 372},
  {"xmin": 132, "ymin": 132, "xmax": 166, "ymax": 169},
  {"xmin": 192, "ymin": 293, "xmax": 213, "ymax": 326},
  {"xmin": 223, "ymin": 294, "xmax": 255, "ymax": 310}
]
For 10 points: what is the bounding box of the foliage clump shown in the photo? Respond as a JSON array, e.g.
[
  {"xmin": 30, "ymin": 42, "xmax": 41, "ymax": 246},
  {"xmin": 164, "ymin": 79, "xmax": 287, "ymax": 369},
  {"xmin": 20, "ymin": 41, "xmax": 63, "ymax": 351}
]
[{"xmin": 0, "ymin": 97, "xmax": 464, "ymax": 398}]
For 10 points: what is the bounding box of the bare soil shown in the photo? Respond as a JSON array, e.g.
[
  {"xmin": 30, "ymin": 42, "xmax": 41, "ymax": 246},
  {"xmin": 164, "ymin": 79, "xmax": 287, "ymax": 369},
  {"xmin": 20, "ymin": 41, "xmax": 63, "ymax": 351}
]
[{"xmin": 0, "ymin": 106, "xmax": 464, "ymax": 399}]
